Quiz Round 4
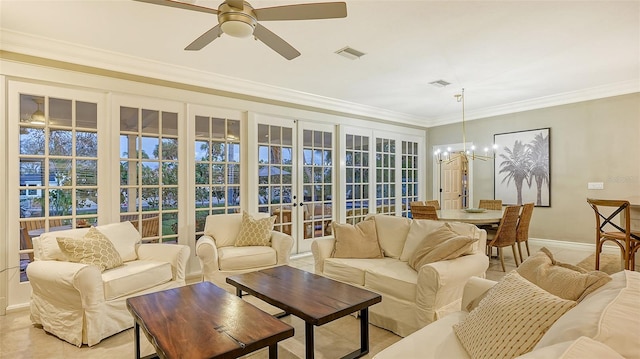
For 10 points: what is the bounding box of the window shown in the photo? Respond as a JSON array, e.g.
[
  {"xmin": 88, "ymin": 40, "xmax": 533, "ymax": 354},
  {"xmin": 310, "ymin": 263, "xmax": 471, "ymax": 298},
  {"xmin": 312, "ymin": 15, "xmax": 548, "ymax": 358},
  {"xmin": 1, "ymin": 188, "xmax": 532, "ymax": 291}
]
[
  {"xmin": 345, "ymin": 134, "xmax": 370, "ymax": 224},
  {"xmin": 401, "ymin": 140, "xmax": 419, "ymax": 217},
  {"xmin": 376, "ymin": 137, "xmax": 396, "ymax": 215}
]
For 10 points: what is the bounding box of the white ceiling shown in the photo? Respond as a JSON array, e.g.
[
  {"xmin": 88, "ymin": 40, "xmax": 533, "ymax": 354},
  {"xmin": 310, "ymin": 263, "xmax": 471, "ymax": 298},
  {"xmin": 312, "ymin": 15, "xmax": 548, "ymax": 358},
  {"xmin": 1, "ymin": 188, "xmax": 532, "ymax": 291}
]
[{"xmin": 1, "ymin": 0, "xmax": 638, "ymax": 127}]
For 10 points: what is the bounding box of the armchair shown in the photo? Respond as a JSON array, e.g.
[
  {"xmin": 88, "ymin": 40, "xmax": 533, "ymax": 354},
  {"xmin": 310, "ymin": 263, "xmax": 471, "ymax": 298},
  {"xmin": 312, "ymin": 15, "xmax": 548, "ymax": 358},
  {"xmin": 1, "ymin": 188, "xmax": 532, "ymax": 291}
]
[
  {"xmin": 27, "ymin": 221, "xmax": 190, "ymax": 347},
  {"xmin": 196, "ymin": 213, "xmax": 294, "ymax": 283}
]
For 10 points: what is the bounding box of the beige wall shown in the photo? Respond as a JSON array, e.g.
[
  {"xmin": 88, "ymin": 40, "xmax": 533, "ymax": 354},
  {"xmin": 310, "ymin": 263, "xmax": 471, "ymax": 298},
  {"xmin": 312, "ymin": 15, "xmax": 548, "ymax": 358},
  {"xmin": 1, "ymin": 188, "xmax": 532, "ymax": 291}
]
[{"xmin": 427, "ymin": 93, "xmax": 640, "ymax": 244}]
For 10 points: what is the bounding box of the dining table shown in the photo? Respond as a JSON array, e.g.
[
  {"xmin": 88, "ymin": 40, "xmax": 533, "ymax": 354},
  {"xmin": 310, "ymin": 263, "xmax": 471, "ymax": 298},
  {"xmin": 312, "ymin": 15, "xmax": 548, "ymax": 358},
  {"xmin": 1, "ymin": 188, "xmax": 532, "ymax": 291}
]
[{"xmin": 437, "ymin": 208, "xmax": 504, "ymax": 225}]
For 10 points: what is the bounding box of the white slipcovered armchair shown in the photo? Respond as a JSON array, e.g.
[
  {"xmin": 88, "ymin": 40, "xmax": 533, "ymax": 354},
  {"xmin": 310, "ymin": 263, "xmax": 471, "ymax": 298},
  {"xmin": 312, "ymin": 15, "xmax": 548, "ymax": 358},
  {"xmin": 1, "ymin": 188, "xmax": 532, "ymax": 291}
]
[
  {"xmin": 196, "ymin": 213, "xmax": 294, "ymax": 283},
  {"xmin": 27, "ymin": 221, "xmax": 190, "ymax": 347}
]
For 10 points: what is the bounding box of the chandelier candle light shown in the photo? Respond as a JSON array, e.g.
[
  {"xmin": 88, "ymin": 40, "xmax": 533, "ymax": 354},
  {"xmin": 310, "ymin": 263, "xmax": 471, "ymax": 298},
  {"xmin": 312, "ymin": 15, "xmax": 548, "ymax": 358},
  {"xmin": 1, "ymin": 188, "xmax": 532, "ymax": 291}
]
[{"xmin": 434, "ymin": 88, "xmax": 497, "ymax": 163}]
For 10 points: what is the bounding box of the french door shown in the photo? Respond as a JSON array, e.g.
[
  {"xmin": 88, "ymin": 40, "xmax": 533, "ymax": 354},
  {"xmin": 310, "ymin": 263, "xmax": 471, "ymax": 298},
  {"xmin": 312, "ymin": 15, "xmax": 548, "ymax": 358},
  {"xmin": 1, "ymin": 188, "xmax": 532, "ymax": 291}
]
[{"xmin": 254, "ymin": 115, "xmax": 334, "ymax": 254}]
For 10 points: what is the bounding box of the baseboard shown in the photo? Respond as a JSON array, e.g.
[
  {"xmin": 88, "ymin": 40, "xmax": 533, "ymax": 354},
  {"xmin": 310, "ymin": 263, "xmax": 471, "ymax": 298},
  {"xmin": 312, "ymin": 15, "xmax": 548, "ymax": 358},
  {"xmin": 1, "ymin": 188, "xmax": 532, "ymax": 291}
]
[{"xmin": 529, "ymin": 238, "xmax": 621, "ymax": 255}]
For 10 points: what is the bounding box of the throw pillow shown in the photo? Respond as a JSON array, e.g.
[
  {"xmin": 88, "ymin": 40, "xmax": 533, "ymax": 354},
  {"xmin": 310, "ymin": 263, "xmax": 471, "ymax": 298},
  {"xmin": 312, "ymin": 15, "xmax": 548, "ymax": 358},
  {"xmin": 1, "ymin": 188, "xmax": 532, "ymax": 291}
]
[
  {"xmin": 409, "ymin": 234, "xmax": 477, "ymax": 270},
  {"xmin": 56, "ymin": 227, "xmax": 124, "ymax": 272},
  {"xmin": 517, "ymin": 247, "xmax": 611, "ymax": 301},
  {"xmin": 331, "ymin": 219, "xmax": 383, "ymax": 259},
  {"xmin": 515, "ymin": 336, "xmax": 625, "ymax": 359},
  {"xmin": 453, "ymin": 271, "xmax": 577, "ymax": 359},
  {"xmin": 234, "ymin": 211, "xmax": 276, "ymax": 247}
]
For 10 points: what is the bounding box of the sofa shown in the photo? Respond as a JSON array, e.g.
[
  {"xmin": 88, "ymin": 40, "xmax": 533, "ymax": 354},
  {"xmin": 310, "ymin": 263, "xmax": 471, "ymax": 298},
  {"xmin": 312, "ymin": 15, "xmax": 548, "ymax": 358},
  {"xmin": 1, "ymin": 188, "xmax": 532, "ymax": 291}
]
[
  {"xmin": 311, "ymin": 214, "xmax": 489, "ymax": 337},
  {"xmin": 27, "ymin": 221, "xmax": 191, "ymax": 346},
  {"xmin": 196, "ymin": 213, "xmax": 294, "ymax": 283},
  {"xmin": 373, "ymin": 268, "xmax": 640, "ymax": 359}
]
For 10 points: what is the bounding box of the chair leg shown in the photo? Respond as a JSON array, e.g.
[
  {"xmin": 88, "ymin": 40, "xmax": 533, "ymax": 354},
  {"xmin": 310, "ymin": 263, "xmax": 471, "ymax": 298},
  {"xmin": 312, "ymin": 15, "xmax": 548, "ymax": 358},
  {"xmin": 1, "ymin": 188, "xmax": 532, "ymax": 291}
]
[
  {"xmin": 595, "ymin": 241, "xmax": 602, "ymax": 270},
  {"xmin": 512, "ymin": 244, "xmax": 519, "ymax": 267},
  {"xmin": 498, "ymin": 247, "xmax": 505, "ymax": 272},
  {"xmin": 525, "ymin": 240, "xmax": 530, "ymax": 256},
  {"xmin": 517, "ymin": 242, "xmax": 524, "ymax": 264}
]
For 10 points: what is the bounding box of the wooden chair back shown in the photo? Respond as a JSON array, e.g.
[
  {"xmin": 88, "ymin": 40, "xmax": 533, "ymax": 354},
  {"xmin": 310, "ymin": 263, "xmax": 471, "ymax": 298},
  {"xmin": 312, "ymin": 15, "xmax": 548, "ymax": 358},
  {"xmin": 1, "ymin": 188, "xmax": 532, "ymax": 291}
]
[
  {"xmin": 411, "ymin": 205, "xmax": 439, "ymax": 220},
  {"xmin": 425, "ymin": 200, "xmax": 441, "ymax": 210},
  {"xmin": 140, "ymin": 216, "xmax": 160, "ymax": 238},
  {"xmin": 478, "ymin": 199, "xmax": 502, "ymax": 210},
  {"xmin": 489, "ymin": 205, "xmax": 521, "ymax": 247},
  {"xmin": 516, "ymin": 203, "xmax": 534, "ymax": 243}
]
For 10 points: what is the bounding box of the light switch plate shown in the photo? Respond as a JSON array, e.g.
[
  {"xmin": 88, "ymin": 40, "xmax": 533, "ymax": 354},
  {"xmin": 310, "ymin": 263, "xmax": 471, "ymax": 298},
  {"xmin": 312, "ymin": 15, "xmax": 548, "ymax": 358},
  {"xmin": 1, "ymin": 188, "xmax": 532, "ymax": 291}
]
[{"xmin": 588, "ymin": 182, "xmax": 604, "ymax": 190}]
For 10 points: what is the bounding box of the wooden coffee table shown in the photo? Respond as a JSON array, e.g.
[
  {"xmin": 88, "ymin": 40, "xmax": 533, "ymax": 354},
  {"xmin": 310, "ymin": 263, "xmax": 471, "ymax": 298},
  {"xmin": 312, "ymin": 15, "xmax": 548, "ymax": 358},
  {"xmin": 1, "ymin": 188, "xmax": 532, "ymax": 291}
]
[
  {"xmin": 226, "ymin": 266, "xmax": 382, "ymax": 359},
  {"xmin": 126, "ymin": 282, "xmax": 294, "ymax": 359}
]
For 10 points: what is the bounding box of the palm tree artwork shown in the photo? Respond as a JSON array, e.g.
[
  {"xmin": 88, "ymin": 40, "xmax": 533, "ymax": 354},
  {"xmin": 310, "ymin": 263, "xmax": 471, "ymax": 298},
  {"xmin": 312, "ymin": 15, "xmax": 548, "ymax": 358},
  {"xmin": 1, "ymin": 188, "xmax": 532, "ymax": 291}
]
[{"xmin": 495, "ymin": 128, "xmax": 550, "ymax": 206}]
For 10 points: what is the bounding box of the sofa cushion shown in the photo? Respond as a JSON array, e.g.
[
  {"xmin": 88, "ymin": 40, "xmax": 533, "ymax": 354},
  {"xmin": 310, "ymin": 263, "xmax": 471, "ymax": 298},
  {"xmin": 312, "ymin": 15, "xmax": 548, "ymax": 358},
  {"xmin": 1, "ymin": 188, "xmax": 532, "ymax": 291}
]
[
  {"xmin": 454, "ymin": 271, "xmax": 576, "ymax": 359},
  {"xmin": 323, "ymin": 257, "xmax": 397, "ymax": 286},
  {"xmin": 218, "ymin": 246, "xmax": 277, "ymax": 271},
  {"xmin": 365, "ymin": 261, "xmax": 417, "ymax": 302},
  {"xmin": 235, "ymin": 211, "xmax": 276, "ymax": 247},
  {"xmin": 409, "ymin": 232, "xmax": 477, "ymax": 270},
  {"xmin": 369, "ymin": 214, "xmax": 411, "ymax": 259},
  {"xmin": 102, "ymin": 260, "xmax": 172, "ymax": 300},
  {"xmin": 332, "ymin": 220, "xmax": 383, "ymax": 259},
  {"xmin": 204, "ymin": 213, "xmax": 270, "ymax": 248},
  {"xmin": 36, "ymin": 228, "xmax": 91, "ymax": 261},
  {"xmin": 516, "ymin": 336, "xmax": 624, "ymax": 359},
  {"xmin": 400, "ymin": 219, "xmax": 444, "ymax": 261},
  {"xmin": 536, "ymin": 270, "xmax": 640, "ymax": 359},
  {"xmin": 57, "ymin": 228, "xmax": 124, "ymax": 272},
  {"xmin": 93, "ymin": 221, "xmax": 140, "ymax": 262},
  {"xmin": 517, "ymin": 247, "xmax": 611, "ymax": 301},
  {"xmin": 447, "ymin": 222, "xmax": 484, "ymax": 254}
]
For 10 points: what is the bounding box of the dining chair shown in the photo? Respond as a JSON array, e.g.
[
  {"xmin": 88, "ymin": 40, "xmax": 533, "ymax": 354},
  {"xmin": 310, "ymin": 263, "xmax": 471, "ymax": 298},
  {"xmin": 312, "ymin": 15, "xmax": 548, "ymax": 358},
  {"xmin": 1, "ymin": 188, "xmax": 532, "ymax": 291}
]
[
  {"xmin": 411, "ymin": 204, "xmax": 439, "ymax": 220},
  {"xmin": 586, "ymin": 198, "xmax": 640, "ymax": 271},
  {"xmin": 486, "ymin": 205, "xmax": 521, "ymax": 271},
  {"xmin": 516, "ymin": 203, "xmax": 534, "ymax": 263},
  {"xmin": 478, "ymin": 199, "xmax": 502, "ymax": 210},
  {"xmin": 425, "ymin": 200, "xmax": 441, "ymax": 210}
]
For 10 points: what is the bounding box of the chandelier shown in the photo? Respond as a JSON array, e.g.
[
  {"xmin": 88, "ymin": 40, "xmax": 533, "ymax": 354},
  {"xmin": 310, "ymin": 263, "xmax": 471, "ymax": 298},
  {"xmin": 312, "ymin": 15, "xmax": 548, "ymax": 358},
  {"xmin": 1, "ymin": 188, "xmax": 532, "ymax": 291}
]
[{"xmin": 434, "ymin": 88, "xmax": 497, "ymax": 163}]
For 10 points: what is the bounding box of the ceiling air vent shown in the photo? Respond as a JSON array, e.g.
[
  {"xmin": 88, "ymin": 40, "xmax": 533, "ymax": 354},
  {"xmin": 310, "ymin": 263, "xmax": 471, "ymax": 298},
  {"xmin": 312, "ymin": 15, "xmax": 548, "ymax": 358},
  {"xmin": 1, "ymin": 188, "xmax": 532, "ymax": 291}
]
[
  {"xmin": 429, "ymin": 80, "xmax": 451, "ymax": 88},
  {"xmin": 335, "ymin": 46, "xmax": 366, "ymax": 60}
]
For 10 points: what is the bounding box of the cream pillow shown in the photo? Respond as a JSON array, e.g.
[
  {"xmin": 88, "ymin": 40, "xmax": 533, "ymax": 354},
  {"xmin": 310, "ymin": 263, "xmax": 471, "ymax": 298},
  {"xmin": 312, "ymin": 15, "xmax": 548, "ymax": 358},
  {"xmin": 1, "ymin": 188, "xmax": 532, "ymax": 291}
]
[
  {"xmin": 409, "ymin": 233, "xmax": 477, "ymax": 270},
  {"xmin": 453, "ymin": 271, "xmax": 577, "ymax": 359},
  {"xmin": 234, "ymin": 211, "xmax": 276, "ymax": 247},
  {"xmin": 331, "ymin": 220, "xmax": 383, "ymax": 259},
  {"xmin": 56, "ymin": 227, "xmax": 124, "ymax": 272},
  {"xmin": 517, "ymin": 247, "xmax": 611, "ymax": 301}
]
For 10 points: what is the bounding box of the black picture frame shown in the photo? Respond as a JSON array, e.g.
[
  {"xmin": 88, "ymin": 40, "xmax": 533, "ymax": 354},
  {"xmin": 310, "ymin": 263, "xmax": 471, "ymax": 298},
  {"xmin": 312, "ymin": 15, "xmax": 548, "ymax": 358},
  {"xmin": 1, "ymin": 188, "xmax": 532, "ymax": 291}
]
[{"xmin": 494, "ymin": 128, "xmax": 550, "ymax": 207}]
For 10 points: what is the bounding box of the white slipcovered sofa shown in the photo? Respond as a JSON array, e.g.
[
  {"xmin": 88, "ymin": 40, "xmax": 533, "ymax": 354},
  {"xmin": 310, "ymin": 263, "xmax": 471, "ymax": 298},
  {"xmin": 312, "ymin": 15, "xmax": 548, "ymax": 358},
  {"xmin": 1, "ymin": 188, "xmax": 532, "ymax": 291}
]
[
  {"xmin": 311, "ymin": 215, "xmax": 489, "ymax": 337},
  {"xmin": 196, "ymin": 213, "xmax": 294, "ymax": 283},
  {"xmin": 374, "ymin": 270, "xmax": 640, "ymax": 359},
  {"xmin": 27, "ymin": 221, "xmax": 190, "ymax": 347}
]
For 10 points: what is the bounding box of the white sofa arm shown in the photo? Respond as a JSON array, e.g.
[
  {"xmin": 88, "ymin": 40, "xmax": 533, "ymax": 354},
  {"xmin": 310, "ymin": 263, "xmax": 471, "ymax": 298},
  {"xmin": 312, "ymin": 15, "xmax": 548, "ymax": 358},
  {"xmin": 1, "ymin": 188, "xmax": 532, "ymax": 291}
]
[
  {"xmin": 415, "ymin": 252, "xmax": 489, "ymax": 325},
  {"xmin": 461, "ymin": 276, "xmax": 496, "ymax": 312},
  {"xmin": 27, "ymin": 260, "xmax": 104, "ymax": 308},
  {"xmin": 195, "ymin": 235, "xmax": 220, "ymax": 281},
  {"xmin": 271, "ymin": 231, "xmax": 294, "ymax": 265},
  {"xmin": 137, "ymin": 243, "xmax": 190, "ymax": 283},
  {"xmin": 311, "ymin": 238, "xmax": 335, "ymax": 274}
]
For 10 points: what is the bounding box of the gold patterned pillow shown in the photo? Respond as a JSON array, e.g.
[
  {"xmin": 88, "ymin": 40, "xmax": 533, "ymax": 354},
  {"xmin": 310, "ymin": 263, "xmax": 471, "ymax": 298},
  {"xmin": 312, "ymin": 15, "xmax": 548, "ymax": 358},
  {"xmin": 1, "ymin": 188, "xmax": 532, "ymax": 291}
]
[
  {"xmin": 453, "ymin": 271, "xmax": 577, "ymax": 359},
  {"xmin": 235, "ymin": 211, "xmax": 276, "ymax": 247},
  {"xmin": 517, "ymin": 247, "xmax": 611, "ymax": 301},
  {"xmin": 57, "ymin": 227, "xmax": 124, "ymax": 272}
]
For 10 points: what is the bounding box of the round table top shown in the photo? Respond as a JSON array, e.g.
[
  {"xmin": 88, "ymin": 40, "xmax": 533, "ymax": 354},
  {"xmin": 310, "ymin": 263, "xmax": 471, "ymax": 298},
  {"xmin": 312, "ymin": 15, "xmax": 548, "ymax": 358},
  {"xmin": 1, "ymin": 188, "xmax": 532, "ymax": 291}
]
[{"xmin": 437, "ymin": 209, "xmax": 504, "ymax": 225}]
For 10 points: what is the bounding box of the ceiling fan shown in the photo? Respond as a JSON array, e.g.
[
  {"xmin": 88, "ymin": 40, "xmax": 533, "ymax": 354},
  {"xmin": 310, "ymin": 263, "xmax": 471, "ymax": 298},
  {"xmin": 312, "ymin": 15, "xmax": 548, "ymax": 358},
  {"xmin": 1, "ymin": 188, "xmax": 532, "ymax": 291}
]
[{"xmin": 134, "ymin": 0, "xmax": 347, "ymax": 60}]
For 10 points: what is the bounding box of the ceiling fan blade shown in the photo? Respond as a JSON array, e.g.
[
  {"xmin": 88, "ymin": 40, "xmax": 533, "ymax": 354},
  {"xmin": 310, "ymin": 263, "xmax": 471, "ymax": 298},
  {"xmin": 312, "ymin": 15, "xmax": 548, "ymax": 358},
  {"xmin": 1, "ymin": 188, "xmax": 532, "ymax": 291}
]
[
  {"xmin": 132, "ymin": 0, "xmax": 218, "ymax": 14},
  {"xmin": 185, "ymin": 25, "xmax": 222, "ymax": 51},
  {"xmin": 226, "ymin": 0, "xmax": 244, "ymax": 10},
  {"xmin": 254, "ymin": 2, "xmax": 346, "ymax": 21},
  {"xmin": 253, "ymin": 23, "xmax": 301, "ymax": 60}
]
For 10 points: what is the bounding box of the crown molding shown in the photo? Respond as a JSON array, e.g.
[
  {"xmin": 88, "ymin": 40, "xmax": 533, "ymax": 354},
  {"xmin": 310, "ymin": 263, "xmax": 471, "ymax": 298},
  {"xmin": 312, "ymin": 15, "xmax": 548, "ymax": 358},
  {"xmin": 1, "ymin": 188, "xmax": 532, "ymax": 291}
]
[{"xmin": 0, "ymin": 29, "xmax": 425, "ymax": 126}]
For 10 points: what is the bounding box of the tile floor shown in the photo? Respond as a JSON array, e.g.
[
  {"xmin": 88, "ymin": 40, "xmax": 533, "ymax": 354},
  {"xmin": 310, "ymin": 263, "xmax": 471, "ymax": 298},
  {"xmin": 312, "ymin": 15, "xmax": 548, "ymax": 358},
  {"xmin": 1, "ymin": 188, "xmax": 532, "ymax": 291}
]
[{"xmin": 0, "ymin": 240, "xmax": 627, "ymax": 359}]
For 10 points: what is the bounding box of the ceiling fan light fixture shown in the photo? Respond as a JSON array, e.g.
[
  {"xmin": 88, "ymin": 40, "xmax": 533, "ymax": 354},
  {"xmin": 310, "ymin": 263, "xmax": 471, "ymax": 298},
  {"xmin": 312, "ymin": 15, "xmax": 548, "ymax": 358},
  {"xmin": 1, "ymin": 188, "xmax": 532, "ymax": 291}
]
[{"xmin": 221, "ymin": 20, "xmax": 255, "ymax": 37}]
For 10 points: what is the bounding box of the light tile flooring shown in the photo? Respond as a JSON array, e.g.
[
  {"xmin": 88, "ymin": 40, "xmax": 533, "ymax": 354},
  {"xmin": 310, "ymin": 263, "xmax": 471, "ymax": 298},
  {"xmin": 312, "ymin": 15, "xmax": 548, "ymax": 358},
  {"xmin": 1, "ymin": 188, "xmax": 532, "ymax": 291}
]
[{"xmin": 0, "ymin": 240, "xmax": 627, "ymax": 359}]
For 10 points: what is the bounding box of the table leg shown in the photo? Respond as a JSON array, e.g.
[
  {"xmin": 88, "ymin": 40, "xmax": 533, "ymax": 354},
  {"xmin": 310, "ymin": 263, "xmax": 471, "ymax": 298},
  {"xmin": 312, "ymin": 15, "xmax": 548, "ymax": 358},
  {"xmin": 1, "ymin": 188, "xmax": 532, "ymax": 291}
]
[
  {"xmin": 134, "ymin": 320, "xmax": 141, "ymax": 359},
  {"xmin": 360, "ymin": 308, "xmax": 369, "ymax": 355},
  {"xmin": 236, "ymin": 287, "xmax": 242, "ymax": 298},
  {"xmin": 269, "ymin": 344, "xmax": 278, "ymax": 359},
  {"xmin": 305, "ymin": 322, "xmax": 315, "ymax": 359}
]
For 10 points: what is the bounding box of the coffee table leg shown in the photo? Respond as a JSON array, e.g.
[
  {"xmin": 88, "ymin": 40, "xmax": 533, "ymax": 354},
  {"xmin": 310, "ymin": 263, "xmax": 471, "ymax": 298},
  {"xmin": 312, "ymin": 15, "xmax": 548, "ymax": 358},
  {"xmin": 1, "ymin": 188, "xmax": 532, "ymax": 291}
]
[
  {"xmin": 305, "ymin": 322, "xmax": 315, "ymax": 359},
  {"xmin": 134, "ymin": 320, "xmax": 141, "ymax": 359},
  {"xmin": 360, "ymin": 308, "xmax": 369, "ymax": 354},
  {"xmin": 269, "ymin": 344, "xmax": 278, "ymax": 359},
  {"xmin": 236, "ymin": 287, "xmax": 243, "ymax": 298}
]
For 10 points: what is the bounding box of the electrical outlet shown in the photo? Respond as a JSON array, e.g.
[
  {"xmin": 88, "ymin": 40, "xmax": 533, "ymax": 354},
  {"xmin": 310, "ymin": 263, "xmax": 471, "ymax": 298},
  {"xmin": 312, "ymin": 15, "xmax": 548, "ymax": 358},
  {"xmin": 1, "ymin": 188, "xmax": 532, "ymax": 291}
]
[{"xmin": 588, "ymin": 182, "xmax": 604, "ymax": 190}]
